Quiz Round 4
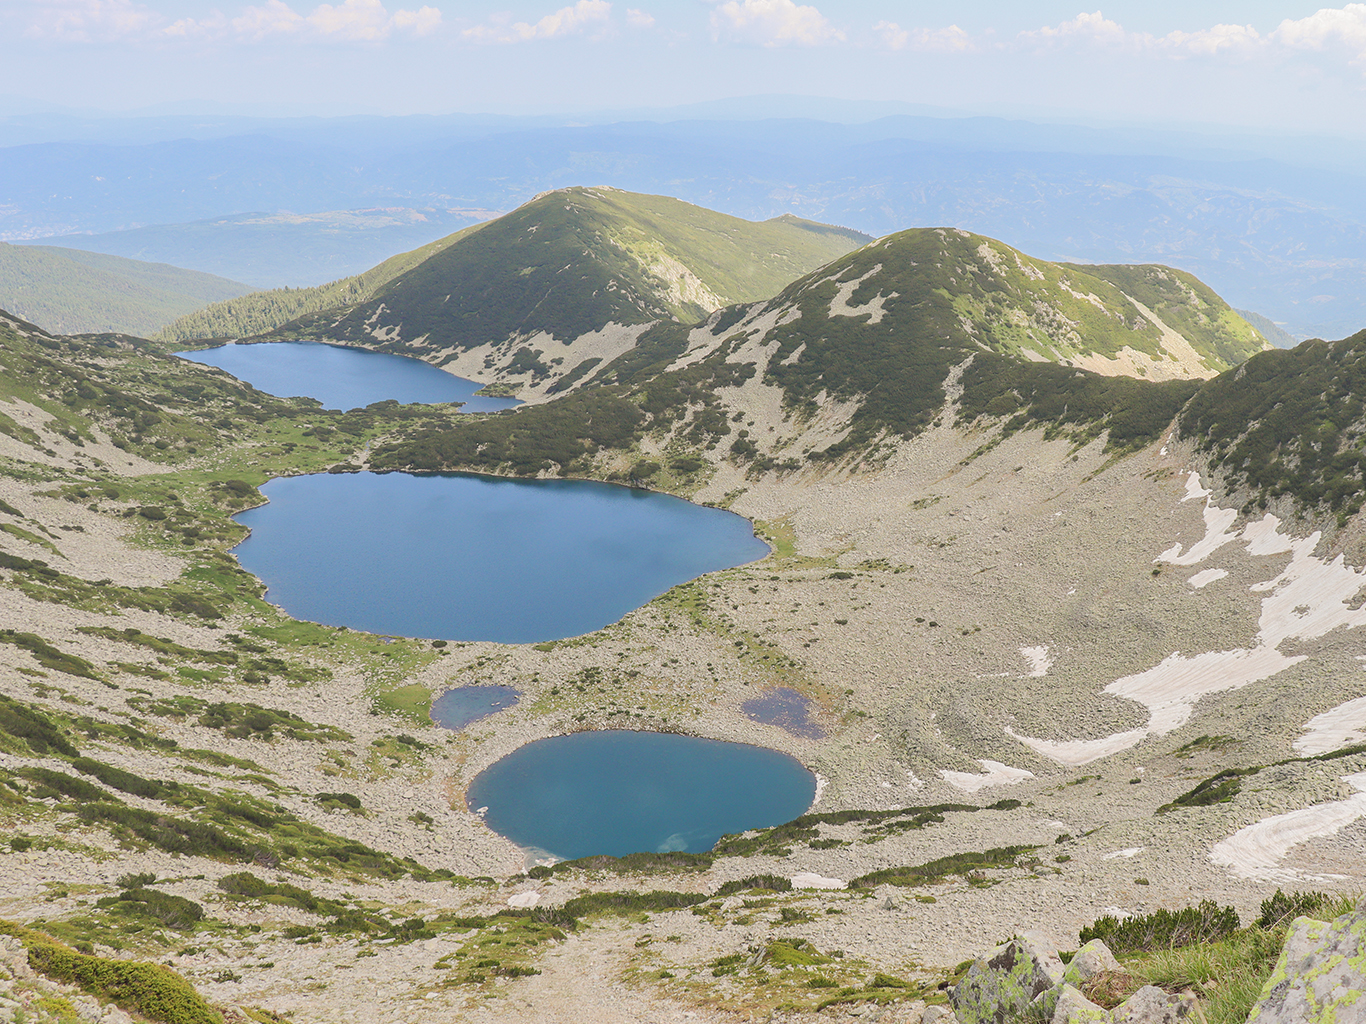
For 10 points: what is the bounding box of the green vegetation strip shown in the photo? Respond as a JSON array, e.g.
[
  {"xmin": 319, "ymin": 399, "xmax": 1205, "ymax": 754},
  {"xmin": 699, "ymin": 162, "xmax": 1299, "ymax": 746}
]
[{"xmin": 0, "ymin": 920, "xmax": 222, "ymax": 1024}]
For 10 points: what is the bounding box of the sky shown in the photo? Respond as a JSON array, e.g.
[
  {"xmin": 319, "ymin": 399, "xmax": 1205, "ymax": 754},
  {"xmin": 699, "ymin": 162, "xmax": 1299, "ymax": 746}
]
[{"xmin": 4, "ymin": 1, "xmax": 1366, "ymax": 133}]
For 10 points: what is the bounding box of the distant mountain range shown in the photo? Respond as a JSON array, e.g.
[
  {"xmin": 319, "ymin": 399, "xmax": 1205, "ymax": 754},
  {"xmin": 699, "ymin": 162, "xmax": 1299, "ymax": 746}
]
[
  {"xmin": 31, "ymin": 208, "xmax": 494, "ymax": 289},
  {"xmin": 0, "ymin": 242, "xmax": 250, "ymax": 336},
  {"xmin": 5, "ymin": 112, "xmax": 1365, "ymax": 336}
]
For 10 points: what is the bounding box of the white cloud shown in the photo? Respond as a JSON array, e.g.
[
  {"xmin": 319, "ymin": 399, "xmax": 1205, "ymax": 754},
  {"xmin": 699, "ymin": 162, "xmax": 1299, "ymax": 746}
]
[
  {"xmin": 710, "ymin": 0, "xmax": 843, "ymax": 48},
  {"xmin": 231, "ymin": 0, "xmax": 304, "ymax": 40},
  {"xmin": 310, "ymin": 0, "xmax": 392, "ymax": 40},
  {"xmin": 1272, "ymin": 3, "xmax": 1366, "ymax": 59},
  {"xmin": 166, "ymin": 0, "xmax": 440, "ymax": 42},
  {"xmin": 874, "ymin": 20, "xmax": 972, "ymax": 53},
  {"xmin": 23, "ymin": 0, "xmax": 158, "ymax": 40},
  {"xmin": 463, "ymin": 0, "xmax": 612, "ymax": 43},
  {"xmin": 1018, "ymin": 10, "xmax": 1264, "ymax": 60},
  {"xmin": 625, "ymin": 7, "xmax": 653, "ymax": 29},
  {"xmin": 391, "ymin": 5, "xmax": 440, "ymax": 34},
  {"xmin": 1021, "ymin": 10, "xmax": 1127, "ymax": 46},
  {"xmin": 1160, "ymin": 23, "xmax": 1261, "ymax": 57}
]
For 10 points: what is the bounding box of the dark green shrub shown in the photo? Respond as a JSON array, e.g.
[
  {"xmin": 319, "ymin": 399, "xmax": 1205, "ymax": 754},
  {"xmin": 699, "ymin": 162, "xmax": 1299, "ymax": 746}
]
[
  {"xmin": 0, "ymin": 632, "xmax": 99, "ymax": 680},
  {"xmin": 0, "ymin": 695, "xmax": 78, "ymax": 756},
  {"xmin": 98, "ymin": 888, "xmax": 204, "ymax": 931},
  {"xmin": 18, "ymin": 766, "xmax": 106, "ymax": 802},
  {"xmin": 848, "ymin": 846, "xmax": 1034, "ymax": 889},
  {"xmin": 70, "ymin": 758, "xmax": 172, "ymax": 800},
  {"xmin": 714, "ymin": 875, "xmax": 793, "ymax": 897},
  {"xmin": 1156, "ymin": 767, "xmax": 1259, "ymax": 813},
  {"xmin": 315, "ymin": 792, "xmax": 363, "ymax": 811},
  {"xmin": 1079, "ymin": 900, "xmax": 1239, "ymax": 954},
  {"xmin": 1256, "ymin": 889, "xmax": 1331, "ymax": 930},
  {"xmin": 26, "ymin": 941, "xmax": 222, "ymax": 1024},
  {"xmin": 76, "ymin": 803, "xmax": 252, "ymax": 860}
]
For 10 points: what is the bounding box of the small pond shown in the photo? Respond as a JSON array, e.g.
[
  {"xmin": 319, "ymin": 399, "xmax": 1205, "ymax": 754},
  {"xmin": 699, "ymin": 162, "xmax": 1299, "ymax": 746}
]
[
  {"xmin": 430, "ymin": 685, "xmax": 521, "ymax": 731},
  {"xmin": 231, "ymin": 471, "xmax": 769, "ymax": 643},
  {"xmin": 176, "ymin": 340, "xmax": 519, "ymax": 413},
  {"xmin": 465, "ymin": 730, "xmax": 816, "ymax": 861},
  {"xmin": 742, "ymin": 687, "xmax": 825, "ymax": 739}
]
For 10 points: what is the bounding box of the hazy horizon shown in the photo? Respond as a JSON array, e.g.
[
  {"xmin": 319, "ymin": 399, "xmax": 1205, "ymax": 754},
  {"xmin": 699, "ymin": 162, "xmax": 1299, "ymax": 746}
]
[{"xmin": 4, "ymin": 2, "xmax": 1366, "ymax": 135}]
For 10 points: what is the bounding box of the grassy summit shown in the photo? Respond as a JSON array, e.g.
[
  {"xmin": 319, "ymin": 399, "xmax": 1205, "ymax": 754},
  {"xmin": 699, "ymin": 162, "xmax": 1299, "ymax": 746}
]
[{"xmin": 158, "ymin": 187, "xmax": 871, "ymax": 347}]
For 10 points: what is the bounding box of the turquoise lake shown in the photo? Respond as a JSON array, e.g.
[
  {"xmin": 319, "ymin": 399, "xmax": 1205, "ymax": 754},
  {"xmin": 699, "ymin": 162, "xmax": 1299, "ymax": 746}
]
[
  {"xmin": 465, "ymin": 731, "xmax": 816, "ymax": 860},
  {"xmin": 231, "ymin": 471, "xmax": 769, "ymax": 643},
  {"xmin": 176, "ymin": 340, "xmax": 520, "ymax": 413}
]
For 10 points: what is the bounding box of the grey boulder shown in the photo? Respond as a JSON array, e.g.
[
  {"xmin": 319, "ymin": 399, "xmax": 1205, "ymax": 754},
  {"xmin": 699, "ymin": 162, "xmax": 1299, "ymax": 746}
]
[
  {"xmin": 1246, "ymin": 900, "xmax": 1366, "ymax": 1024},
  {"xmin": 951, "ymin": 932, "xmax": 1065, "ymax": 1024}
]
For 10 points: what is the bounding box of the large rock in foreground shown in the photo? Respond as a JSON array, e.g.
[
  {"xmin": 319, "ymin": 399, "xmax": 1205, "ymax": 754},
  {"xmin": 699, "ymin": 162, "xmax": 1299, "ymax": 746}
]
[
  {"xmin": 951, "ymin": 932, "xmax": 1064, "ymax": 1023},
  {"xmin": 1247, "ymin": 899, "xmax": 1366, "ymax": 1024}
]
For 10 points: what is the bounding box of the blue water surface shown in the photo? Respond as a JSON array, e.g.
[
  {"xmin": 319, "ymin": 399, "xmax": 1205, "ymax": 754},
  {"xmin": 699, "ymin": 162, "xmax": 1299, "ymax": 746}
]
[
  {"xmin": 465, "ymin": 730, "xmax": 815, "ymax": 860},
  {"xmin": 232, "ymin": 471, "xmax": 769, "ymax": 643},
  {"xmin": 176, "ymin": 340, "xmax": 520, "ymax": 413},
  {"xmin": 431, "ymin": 685, "xmax": 520, "ymax": 731},
  {"xmin": 742, "ymin": 687, "xmax": 826, "ymax": 739}
]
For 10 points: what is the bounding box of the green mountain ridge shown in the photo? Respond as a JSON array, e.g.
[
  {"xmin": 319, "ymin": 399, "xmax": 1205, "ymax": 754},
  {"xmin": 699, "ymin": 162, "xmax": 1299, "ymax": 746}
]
[
  {"xmin": 0, "ymin": 243, "xmax": 252, "ymax": 338},
  {"xmin": 158, "ymin": 187, "xmax": 872, "ymax": 348},
  {"xmin": 366, "ymin": 225, "xmax": 1268, "ymax": 476}
]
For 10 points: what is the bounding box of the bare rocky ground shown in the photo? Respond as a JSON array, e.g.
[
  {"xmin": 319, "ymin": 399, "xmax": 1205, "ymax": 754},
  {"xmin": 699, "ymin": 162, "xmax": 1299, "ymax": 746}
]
[{"xmin": 1, "ymin": 398, "xmax": 1364, "ymax": 1023}]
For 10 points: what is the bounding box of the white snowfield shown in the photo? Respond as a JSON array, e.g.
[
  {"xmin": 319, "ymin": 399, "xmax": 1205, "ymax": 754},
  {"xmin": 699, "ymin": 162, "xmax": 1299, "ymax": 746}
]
[
  {"xmin": 1209, "ymin": 771, "xmax": 1366, "ymax": 882},
  {"xmin": 1011, "ymin": 472, "xmax": 1366, "ymax": 766},
  {"xmin": 1296, "ymin": 695, "xmax": 1366, "ymax": 756},
  {"xmin": 941, "ymin": 759, "xmax": 1035, "ymax": 793},
  {"xmin": 1019, "ymin": 645, "xmax": 1055, "ymax": 677},
  {"xmin": 790, "ymin": 872, "xmax": 845, "ymax": 890}
]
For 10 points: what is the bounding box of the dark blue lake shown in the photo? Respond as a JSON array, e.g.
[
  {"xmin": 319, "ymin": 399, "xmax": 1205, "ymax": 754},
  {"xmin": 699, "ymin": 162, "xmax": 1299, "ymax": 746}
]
[
  {"xmin": 231, "ymin": 471, "xmax": 769, "ymax": 643},
  {"xmin": 176, "ymin": 340, "xmax": 520, "ymax": 413},
  {"xmin": 466, "ymin": 731, "xmax": 815, "ymax": 860}
]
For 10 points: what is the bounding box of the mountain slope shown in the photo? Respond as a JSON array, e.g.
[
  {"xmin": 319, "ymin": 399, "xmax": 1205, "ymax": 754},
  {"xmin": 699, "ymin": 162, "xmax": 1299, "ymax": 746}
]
[
  {"xmin": 155, "ymin": 220, "xmax": 492, "ymax": 343},
  {"xmin": 368, "ymin": 227, "xmax": 1267, "ymax": 481},
  {"xmin": 0, "ymin": 242, "xmax": 251, "ymax": 336},
  {"xmin": 160, "ymin": 187, "xmax": 871, "ymax": 353}
]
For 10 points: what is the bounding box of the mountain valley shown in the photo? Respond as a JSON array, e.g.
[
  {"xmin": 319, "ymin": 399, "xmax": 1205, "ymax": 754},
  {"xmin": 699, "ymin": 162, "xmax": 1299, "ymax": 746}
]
[{"xmin": 0, "ymin": 189, "xmax": 1362, "ymax": 1024}]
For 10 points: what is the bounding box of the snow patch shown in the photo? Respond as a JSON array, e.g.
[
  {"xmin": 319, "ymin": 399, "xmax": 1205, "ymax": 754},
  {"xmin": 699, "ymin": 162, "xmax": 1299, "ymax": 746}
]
[
  {"xmin": 1012, "ymin": 474, "xmax": 1366, "ymax": 765},
  {"xmin": 1209, "ymin": 771, "xmax": 1366, "ymax": 882},
  {"xmin": 1295, "ymin": 695, "xmax": 1366, "ymax": 756},
  {"xmin": 1102, "ymin": 847, "xmax": 1144, "ymax": 860},
  {"xmin": 507, "ymin": 892, "xmax": 541, "ymax": 909},
  {"xmin": 791, "ymin": 873, "xmax": 845, "ymax": 890},
  {"xmin": 941, "ymin": 759, "xmax": 1035, "ymax": 793},
  {"xmin": 1188, "ymin": 568, "xmax": 1228, "ymax": 589},
  {"xmin": 1020, "ymin": 645, "xmax": 1055, "ymax": 677}
]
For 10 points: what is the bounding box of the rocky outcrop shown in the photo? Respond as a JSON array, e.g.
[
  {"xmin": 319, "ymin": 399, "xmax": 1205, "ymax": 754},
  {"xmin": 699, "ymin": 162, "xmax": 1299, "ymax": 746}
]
[
  {"xmin": 950, "ymin": 936, "xmax": 1198, "ymax": 1024},
  {"xmin": 1246, "ymin": 898, "xmax": 1366, "ymax": 1024},
  {"xmin": 951, "ymin": 931, "xmax": 1064, "ymax": 1023}
]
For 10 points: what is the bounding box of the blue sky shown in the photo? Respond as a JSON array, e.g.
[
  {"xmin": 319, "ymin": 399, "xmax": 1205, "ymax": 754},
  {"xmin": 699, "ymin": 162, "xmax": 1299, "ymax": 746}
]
[{"xmin": 4, "ymin": 1, "xmax": 1366, "ymax": 132}]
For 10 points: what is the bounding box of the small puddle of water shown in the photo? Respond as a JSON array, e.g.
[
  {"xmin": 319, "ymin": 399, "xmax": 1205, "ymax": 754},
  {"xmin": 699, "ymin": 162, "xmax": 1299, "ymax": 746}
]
[
  {"xmin": 430, "ymin": 685, "xmax": 521, "ymax": 731},
  {"xmin": 741, "ymin": 687, "xmax": 825, "ymax": 739}
]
